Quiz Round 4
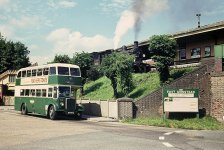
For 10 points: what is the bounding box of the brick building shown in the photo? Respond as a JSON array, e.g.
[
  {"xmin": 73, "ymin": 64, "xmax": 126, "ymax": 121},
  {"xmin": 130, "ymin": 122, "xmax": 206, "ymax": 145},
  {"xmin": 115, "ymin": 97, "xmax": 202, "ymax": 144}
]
[{"xmin": 92, "ymin": 21, "xmax": 224, "ymax": 69}]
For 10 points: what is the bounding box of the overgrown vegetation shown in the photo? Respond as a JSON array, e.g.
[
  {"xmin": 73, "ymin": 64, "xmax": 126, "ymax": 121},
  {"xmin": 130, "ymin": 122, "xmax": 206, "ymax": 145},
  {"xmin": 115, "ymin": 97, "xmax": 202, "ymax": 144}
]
[
  {"xmin": 149, "ymin": 35, "xmax": 177, "ymax": 83},
  {"xmin": 101, "ymin": 52, "xmax": 134, "ymax": 98},
  {"xmin": 79, "ymin": 67, "xmax": 196, "ymax": 100},
  {"xmin": 123, "ymin": 116, "xmax": 224, "ymax": 130}
]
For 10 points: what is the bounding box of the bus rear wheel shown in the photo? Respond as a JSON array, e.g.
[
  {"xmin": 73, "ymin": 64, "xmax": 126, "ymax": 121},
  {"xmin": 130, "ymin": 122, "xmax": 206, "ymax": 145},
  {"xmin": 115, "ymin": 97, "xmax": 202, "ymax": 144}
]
[
  {"xmin": 48, "ymin": 105, "xmax": 57, "ymax": 120},
  {"xmin": 21, "ymin": 104, "xmax": 27, "ymax": 115}
]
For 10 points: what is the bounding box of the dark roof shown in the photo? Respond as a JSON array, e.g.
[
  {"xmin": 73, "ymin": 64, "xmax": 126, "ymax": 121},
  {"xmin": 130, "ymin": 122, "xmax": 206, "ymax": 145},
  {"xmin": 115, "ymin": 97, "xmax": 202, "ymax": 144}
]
[{"xmin": 171, "ymin": 21, "xmax": 224, "ymax": 38}]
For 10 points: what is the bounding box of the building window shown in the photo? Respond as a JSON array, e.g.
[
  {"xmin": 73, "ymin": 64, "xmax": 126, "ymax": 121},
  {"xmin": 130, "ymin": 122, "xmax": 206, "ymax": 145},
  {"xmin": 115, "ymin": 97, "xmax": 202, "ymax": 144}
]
[
  {"xmin": 9, "ymin": 75, "xmax": 15, "ymax": 83},
  {"xmin": 191, "ymin": 48, "xmax": 201, "ymax": 58},
  {"xmin": 205, "ymin": 46, "xmax": 211, "ymax": 57},
  {"xmin": 179, "ymin": 49, "xmax": 186, "ymax": 60}
]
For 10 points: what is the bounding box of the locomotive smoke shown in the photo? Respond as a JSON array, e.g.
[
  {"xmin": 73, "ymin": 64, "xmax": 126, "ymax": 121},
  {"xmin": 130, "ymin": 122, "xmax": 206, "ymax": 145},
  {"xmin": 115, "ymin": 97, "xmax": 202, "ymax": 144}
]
[{"xmin": 113, "ymin": 0, "xmax": 168, "ymax": 49}]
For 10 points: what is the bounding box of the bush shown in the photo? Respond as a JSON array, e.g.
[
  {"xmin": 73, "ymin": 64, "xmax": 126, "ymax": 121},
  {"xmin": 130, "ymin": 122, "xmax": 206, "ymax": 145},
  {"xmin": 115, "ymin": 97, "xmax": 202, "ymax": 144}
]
[{"xmin": 87, "ymin": 66, "xmax": 103, "ymax": 81}]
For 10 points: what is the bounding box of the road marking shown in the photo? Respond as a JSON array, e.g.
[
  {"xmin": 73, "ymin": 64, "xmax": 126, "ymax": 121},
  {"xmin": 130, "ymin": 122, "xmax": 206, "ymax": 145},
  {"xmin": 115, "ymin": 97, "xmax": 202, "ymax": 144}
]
[
  {"xmin": 174, "ymin": 130, "xmax": 184, "ymax": 133},
  {"xmin": 162, "ymin": 142, "xmax": 174, "ymax": 148},
  {"xmin": 159, "ymin": 136, "xmax": 165, "ymax": 140},
  {"xmin": 164, "ymin": 132, "xmax": 174, "ymax": 135}
]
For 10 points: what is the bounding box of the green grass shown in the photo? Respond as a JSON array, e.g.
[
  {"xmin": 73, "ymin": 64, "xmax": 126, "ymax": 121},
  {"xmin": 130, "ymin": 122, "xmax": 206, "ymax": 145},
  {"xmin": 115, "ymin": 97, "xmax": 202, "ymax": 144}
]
[
  {"xmin": 123, "ymin": 116, "xmax": 224, "ymax": 130},
  {"xmin": 79, "ymin": 76, "xmax": 114, "ymax": 100},
  {"xmin": 128, "ymin": 72, "xmax": 160, "ymax": 100},
  {"xmin": 79, "ymin": 67, "xmax": 197, "ymax": 100}
]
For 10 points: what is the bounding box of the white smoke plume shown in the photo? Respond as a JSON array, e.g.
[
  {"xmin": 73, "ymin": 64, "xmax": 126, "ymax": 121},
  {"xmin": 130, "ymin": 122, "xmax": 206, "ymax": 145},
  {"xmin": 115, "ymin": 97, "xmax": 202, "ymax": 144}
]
[{"xmin": 113, "ymin": 0, "xmax": 168, "ymax": 49}]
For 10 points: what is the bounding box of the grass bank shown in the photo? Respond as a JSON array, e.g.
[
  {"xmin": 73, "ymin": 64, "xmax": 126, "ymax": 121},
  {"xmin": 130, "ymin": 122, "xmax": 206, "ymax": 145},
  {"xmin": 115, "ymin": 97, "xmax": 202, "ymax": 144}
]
[
  {"xmin": 123, "ymin": 116, "xmax": 224, "ymax": 130},
  {"xmin": 79, "ymin": 67, "xmax": 197, "ymax": 100}
]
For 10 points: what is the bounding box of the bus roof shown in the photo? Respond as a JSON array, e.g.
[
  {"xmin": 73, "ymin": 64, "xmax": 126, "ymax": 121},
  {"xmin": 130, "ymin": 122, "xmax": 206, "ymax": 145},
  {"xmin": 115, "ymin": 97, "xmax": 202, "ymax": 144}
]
[{"xmin": 17, "ymin": 63, "xmax": 80, "ymax": 72}]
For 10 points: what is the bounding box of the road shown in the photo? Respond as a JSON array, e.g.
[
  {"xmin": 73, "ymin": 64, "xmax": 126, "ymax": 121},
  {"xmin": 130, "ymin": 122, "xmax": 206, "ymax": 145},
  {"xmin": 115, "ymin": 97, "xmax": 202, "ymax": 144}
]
[{"xmin": 0, "ymin": 108, "xmax": 224, "ymax": 150}]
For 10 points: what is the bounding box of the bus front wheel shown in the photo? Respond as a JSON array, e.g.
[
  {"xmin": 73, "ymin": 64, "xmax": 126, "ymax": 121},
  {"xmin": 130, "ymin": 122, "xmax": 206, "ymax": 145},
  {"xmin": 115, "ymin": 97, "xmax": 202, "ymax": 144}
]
[
  {"xmin": 48, "ymin": 105, "xmax": 57, "ymax": 120},
  {"xmin": 21, "ymin": 104, "xmax": 27, "ymax": 115}
]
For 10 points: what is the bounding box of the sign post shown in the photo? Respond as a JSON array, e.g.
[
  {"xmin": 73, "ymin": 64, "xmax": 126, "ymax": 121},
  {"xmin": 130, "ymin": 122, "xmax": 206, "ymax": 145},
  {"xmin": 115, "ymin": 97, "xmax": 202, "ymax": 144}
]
[{"xmin": 163, "ymin": 88, "xmax": 199, "ymax": 118}]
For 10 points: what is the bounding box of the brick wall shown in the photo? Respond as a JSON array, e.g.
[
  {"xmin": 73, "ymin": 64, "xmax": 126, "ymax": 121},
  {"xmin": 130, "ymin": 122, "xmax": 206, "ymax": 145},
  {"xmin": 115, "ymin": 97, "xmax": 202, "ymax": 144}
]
[
  {"xmin": 135, "ymin": 65, "xmax": 209, "ymax": 118},
  {"xmin": 210, "ymin": 73, "xmax": 224, "ymax": 121}
]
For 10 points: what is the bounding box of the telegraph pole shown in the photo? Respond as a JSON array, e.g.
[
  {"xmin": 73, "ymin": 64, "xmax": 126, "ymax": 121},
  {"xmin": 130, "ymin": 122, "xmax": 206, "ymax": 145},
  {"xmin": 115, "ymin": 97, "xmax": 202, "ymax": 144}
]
[{"xmin": 196, "ymin": 13, "xmax": 201, "ymax": 28}]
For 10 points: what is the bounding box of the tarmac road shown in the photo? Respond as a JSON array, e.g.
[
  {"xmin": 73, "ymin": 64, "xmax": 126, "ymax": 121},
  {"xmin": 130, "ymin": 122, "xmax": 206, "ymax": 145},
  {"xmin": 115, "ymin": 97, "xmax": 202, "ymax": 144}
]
[{"xmin": 0, "ymin": 106, "xmax": 224, "ymax": 150}]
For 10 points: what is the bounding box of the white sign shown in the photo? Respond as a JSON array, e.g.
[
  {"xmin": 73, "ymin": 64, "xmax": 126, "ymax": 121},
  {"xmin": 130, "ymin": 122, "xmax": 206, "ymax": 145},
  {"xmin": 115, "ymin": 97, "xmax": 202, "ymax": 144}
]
[
  {"xmin": 164, "ymin": 97, "xmax": 198, "ymax": 112},
  {"xmin": 21, "ymin": 77, "xmax": 48, "ymax": 85}
]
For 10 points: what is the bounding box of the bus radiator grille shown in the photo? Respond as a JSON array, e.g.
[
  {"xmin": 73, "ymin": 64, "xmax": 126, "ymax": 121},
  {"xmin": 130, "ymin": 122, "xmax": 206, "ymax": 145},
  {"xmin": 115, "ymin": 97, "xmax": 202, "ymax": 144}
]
[{"xmin": 65, "ymin": 98, "xmax": 76, "ymax": 114}]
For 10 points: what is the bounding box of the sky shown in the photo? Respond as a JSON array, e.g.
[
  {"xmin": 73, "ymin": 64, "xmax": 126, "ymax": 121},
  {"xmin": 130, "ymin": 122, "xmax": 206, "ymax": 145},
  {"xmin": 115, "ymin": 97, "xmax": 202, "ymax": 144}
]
[{"xmin": 0, "ymin": 0, "xmax": 224, "ymax": 65}]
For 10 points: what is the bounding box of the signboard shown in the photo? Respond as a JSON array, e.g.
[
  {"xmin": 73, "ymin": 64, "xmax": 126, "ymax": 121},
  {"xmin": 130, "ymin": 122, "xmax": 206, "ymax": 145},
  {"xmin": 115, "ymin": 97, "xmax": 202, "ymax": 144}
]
[
  {"xmin": 21, "ymin": 77, "xmax": 48, "ymax": 85},
  {"xmin": 163, "ymin": 88, "xmax": 199, "ymax": 112}
]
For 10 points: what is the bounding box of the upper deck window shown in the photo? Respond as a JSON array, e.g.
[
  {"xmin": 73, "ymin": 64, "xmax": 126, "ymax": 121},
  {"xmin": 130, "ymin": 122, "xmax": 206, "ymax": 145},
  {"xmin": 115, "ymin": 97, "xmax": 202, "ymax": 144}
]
[
  {"xmin": 22, "ymin": 71, "xmax": 26, "ymax": 77},
  {"xmin": 58, "ymin": 67, "xmax": 69, "ymax": 75},
  {"xmin": 37, "ymin": 69, "xmax": 43, "ymax": 76},
  {"xmin": 70, "ymin": 68, "xmax": 80, "ymax": 76},
  {"xmin": 50, "ymin": 67, "xmax": 56, "ymax": 75},
  {"xmin": 43, "ymin": 68, "xmax": 49, "ymax": 75},
  {"xmin": 27, "ymin": 70, "xmax": 31, "ymax": 77},
  {"xmin": 17, "ymin": 71, "xmax": 21, "ymax": 78},
  {"xmin": 32, "ymin": 69, "xmax": 36, "ymax": 76}
]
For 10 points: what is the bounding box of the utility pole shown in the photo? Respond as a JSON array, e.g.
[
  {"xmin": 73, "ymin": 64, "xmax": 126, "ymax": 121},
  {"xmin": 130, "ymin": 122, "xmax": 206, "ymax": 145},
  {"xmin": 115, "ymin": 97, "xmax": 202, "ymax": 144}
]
[{"xmin": 196, "ymin": 13, "xmax": 201, "ymax": 28}]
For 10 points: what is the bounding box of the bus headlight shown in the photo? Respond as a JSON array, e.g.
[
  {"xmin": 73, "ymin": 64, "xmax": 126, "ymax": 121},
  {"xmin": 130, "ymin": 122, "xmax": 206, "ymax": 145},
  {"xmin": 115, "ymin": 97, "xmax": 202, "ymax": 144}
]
[{"xmin": 60, "ymin": 102, "xmax": 64, "ymax": 107}]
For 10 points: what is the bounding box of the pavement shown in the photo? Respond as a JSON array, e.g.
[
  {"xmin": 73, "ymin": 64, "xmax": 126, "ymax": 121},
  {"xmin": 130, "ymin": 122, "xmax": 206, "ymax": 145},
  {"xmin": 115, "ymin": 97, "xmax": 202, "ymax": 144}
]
[
  {"xmin": 1, "ymin": 105, "xmax": 224, "ymax": 142},
  {"xmin": 0, "ymin": 105, "xmax": 118, "ymax": 122}
]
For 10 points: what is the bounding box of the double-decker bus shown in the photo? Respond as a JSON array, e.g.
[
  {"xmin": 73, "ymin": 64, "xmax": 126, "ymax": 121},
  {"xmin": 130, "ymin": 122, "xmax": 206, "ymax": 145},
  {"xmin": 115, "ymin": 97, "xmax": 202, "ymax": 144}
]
[{"xmin": 14, "ymin": 63, "xmax": 84, "ymax": 120}]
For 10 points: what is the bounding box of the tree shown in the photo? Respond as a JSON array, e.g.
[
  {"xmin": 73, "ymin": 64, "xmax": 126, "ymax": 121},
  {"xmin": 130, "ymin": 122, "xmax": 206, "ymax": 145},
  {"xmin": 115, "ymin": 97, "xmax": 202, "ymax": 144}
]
[
  {"xmin": 149, "ymin": 35, "xmax": 177, "ymax": 83},
  {"xmin": 101, "ymin": 52, "xmax": 134, "ymax": 98},
  {"xmin": 53, "ymin": 54, "xmax": 71, "ymax": 63},
  {"xmin": 12, "ymin": 42, "xmax": 30, "ymax": 70},
  {"xmin": 71, "ymin": 52, "xmax": 93, "ymax": 94},
  {"xmin": 0, "ymin": 34, "xmax": 30, "ymax": 73}
]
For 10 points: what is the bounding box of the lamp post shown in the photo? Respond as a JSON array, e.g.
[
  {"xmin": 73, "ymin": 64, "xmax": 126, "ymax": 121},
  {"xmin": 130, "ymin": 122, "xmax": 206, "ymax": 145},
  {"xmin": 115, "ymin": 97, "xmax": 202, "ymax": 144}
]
[{"xmin": 196, "ymin": 13, "xmax": 201, "ymax": 28}]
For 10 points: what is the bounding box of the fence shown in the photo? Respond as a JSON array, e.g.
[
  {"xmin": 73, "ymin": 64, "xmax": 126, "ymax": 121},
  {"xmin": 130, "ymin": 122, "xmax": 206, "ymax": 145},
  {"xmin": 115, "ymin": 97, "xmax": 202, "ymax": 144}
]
[
  {"xmin": 77, "ymin": 98, "xmax": 133, "ymax": 119},
  {"xmin": 3, "ymin": 96, "xmax": 14, "ymax": 106}
]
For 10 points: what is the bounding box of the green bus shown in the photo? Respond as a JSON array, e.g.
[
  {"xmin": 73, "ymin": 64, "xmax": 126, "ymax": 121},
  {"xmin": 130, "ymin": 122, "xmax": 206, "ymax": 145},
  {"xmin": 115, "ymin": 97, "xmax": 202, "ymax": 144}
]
[{"xmin": 14, "ymin": 63, "xmax": 84, "ymax": 120}]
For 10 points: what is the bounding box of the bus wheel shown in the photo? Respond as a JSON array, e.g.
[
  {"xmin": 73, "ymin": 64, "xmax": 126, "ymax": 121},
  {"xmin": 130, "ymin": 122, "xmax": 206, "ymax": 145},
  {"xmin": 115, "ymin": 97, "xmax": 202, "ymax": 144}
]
[
  {"xmin": 21, "ymin": 104, "xmax": 27, "ymax": 115},
  {"xmin": 48, "ymin": 105, "xmax": 57, "ymax": 120}
]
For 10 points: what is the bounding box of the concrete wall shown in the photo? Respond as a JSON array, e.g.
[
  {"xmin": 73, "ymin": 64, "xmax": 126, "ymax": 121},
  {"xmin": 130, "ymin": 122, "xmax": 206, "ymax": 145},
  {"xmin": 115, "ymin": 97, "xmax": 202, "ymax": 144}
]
[
  {"xmin": 77, "ymin": 98, "xmax": 133, "ymax": 119},
  {"xmin": 3, "ymin": 96, "xmax": 14, "ymax": 106}
]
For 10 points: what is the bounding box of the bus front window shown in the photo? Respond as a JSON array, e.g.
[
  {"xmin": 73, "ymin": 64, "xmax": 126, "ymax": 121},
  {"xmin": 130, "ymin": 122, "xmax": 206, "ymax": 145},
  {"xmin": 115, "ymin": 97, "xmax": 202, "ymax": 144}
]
[{"xmin": 59, "ymin": 86, "xmax": 70, "ymax": 97}]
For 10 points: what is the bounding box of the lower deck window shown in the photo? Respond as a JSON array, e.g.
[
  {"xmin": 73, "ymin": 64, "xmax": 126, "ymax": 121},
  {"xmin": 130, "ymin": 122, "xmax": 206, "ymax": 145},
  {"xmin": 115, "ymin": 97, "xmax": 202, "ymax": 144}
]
[
  {"xmin": 36, "ymin": 89, "xmax": 41, "ymax": 97},
  {"xmin": 42, "ymin": 89, "xmax": 46, "ymax": 97}
]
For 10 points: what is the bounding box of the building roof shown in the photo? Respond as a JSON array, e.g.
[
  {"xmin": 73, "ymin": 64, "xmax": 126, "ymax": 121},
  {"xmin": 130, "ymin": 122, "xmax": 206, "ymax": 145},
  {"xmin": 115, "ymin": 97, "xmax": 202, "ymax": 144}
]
[
  {"xmin": 171, "ymin": 21, "xmax": 224, "ymax": 38},
  {"xmin": 118, "ymin": 20, "xmax": 224, "ymax": 49},
  {"xmin": 0, "ymin": 70, "xmax": 17, "ymax": 80}
]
